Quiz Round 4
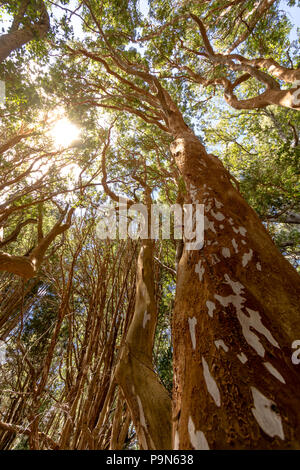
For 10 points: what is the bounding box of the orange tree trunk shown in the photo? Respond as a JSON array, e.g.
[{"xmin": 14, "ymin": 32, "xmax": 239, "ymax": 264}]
[
  {"xmin": 170, "ymin": 130, "xmax": 300, "ymax": 449},
  {"xmin": 115, "ymin": 239, "xmax": 171, "ymax": 449}
]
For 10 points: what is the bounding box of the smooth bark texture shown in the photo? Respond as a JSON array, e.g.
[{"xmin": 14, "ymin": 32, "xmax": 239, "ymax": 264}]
[
  {"xmin": 0, "ymin": 0, "xmax": 50, "ymax": 63},
  {"xmin": 115, "ymin": 239, "xmax": 172, "ymax": 450},
  {"xmin": 0, "ymin": 208, "xmax": 74, "ymax": 278},
  {"xmin": 170, "ymin": 128, "xmax": 300, "ymax": 449},
  {"xmin": 186, "ymin": 14, "xmax": 300, "ymax": 111}
]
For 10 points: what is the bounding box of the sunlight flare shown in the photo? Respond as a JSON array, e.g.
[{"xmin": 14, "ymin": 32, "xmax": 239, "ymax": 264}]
[{"xmin": 49, "ymin": 118, "xmax": 80, "ymax": 148}]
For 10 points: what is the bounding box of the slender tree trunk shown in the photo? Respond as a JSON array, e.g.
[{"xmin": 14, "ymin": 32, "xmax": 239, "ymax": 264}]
[
  {"xmin": 115, "ymin": 239, "xmax": 172, "ymax": 449},
  {"xmin": 109, "ymin": 390, "xmax": 131, "ymax": 450},
  {"xmin": 170, "ymin": 128, "xmax": 300, "ymax": 449}
]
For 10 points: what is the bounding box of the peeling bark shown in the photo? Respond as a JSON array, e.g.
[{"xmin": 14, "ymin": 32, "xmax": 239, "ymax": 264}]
[{"xmin": 170, "ymin": 128, "xmax": 300, "ymax": 449}]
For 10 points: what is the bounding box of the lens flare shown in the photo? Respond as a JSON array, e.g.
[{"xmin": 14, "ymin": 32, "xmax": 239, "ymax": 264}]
[{"xmin": 49, "ymin": 118, "xmax": 80, "ymax": 148}]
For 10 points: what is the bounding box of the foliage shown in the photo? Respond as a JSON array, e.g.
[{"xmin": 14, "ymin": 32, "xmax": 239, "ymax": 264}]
[{"xmin": 0, "ymin": 0, "xmax": 299, "ymax": 449}]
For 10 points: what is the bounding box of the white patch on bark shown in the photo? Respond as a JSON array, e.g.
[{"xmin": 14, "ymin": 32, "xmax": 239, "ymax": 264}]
[
  {"xmin": 242, "ymin": 249, "xmax": 253, "ymax": 267},
  {"xmin": 188, "ymin": 317, "xmax": 197, "ymax": 350},
  {"xmin": 222, "ymin": 247, "xmax": 231, "ymax": 258},
  {"xmin": 214, "ymin": 275, "xmax": 279, "ymax": 358},
  {"xmin": 224, "ymin": 274, "xmax": 243, "ymax": 295},
  {"xmin": 205, "ymin": 201, "xmax": 212, "ymax": 211},
  {"xmin": 214, "ymin": 339, "xmax": 229, "ymax": 352},
  {"xmin": 204, "ymin": 216, "xmax": 216, "ymax": 234},
  {"xmin": 251, "ymin": 387, "xmax": 285, "ymax": 440},
  {"xmin": 211, "ymin": 209, "xmax": 225, "ymax": 221},
  {"xmin": 202, "ymin": 357, "xmax": 221, "ymax": 407},
  {"xmin": 209, "ymin": 254, "xmax": 220, "ymax": 265},
  {"xmin": 220, "ymin": 224, "xmax": 224, "ymax": 229},
  {"xmin": 264, "ymin": 362, "xmax": 286, "ymax": 384},
  {"xmin": 190, "ymin": 184, "xmax": 199, "ymax": 204},
  {"xmin": 215, "ymin": 292, "xmax": 245, "ymax": 311},
  {"xmin": 237, "ymin": 308, "xmax": 280, "ymax": 357},
  {"xmin": 214, "ymin": 198, "xmax": 223, "ymax": 209},
  {"xmin": 137, "ymin": 395, "xmax": 147, "ymax": 428},
  {"xmin": 206, "ymin": 300, "xmax": 216, "ymax": 317},
  {"xmin": 242, "ymin": 240, "xmax": 246, "ymax": 245},
  {"xmin": 143, "ymin": 310, "xmax": 151, "ymax": 328},
  {"xmin": 174, "ymin": 431, "xmax": 180, "ymax": 450},
  {"xmin": 237, "ymin": 352, "xmax": 248, "ymax": 364},
  {"xmin": 256, "ymin": 262, "xmax": 262, "ymax": 271},
  {"xmin": 232, "ymin": 238, "xmax": 238, "ymax": 253},
  {"xmin": 188, "ymin": 416, "xmax": 210, "ymax": 450},
  {"xmin": 195, "ymin": 260, "xmax": 205, "ymax": 281},
  {"xmin": 233, "ymin": 226, "xmax": 247, "ymax": 236}
]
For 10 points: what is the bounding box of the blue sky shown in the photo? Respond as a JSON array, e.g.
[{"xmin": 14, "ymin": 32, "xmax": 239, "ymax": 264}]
[
  {"xmin": 281, "ymin": 1, "xmax": 300, "ymax": 40},
  {"xmin": 0, "ymin": 0, "xmax": 298, "ymax": 42},
  {"xmin": 139, "ymin": 0, "xmax": 150, "ymax": 17},
  {"xmin": 138, "ymin": 0, "xmax": 299, "ymax": 40}
]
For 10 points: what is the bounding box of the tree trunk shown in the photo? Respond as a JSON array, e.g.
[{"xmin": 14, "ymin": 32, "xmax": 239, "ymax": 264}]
[
  {"xmin": 170, "ymin": 129, "xmax": 300, "ymax": 449},
  {"xmin": 0, "ymin": 1, "xmax": 50, "ymax": 63},
  {"xmin": 115, "ymin": 239, "xmax": 172, "ymax": 449}
]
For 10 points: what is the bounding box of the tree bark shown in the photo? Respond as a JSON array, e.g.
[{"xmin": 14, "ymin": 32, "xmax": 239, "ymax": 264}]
[
  {"xmin": 0, "ymin": 208, "xmax": 74, "ymax": 278},
  {"xmin": 0, "ymin": 0, "xmax": 50, "ymax": 63},
  {"xmin": 115, "ymin": 239, "xmax": 172, "ymax": 449},
  {"xmin": 188, "ymin": 14, "xmax": 300, "ymax": 111},
  {"xmin": 170, "ymin": 128, "xmax": 300, "ymax": 449},
  {"xmin": 67, "ymin": 33, "xmax": 300, "ymax": 449}
]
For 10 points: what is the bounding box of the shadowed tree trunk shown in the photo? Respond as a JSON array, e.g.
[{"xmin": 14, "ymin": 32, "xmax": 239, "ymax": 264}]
[{"xmin": 115, "ymin": 237, "xmax": 172, "ymax": 450}]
